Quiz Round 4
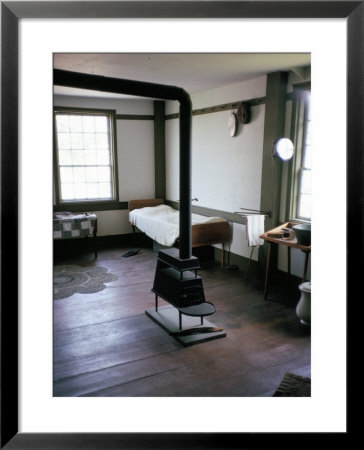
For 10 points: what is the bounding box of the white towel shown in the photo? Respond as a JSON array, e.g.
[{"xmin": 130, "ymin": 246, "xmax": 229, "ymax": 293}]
[{"xmin": 246, "ymin": 215, "xmax": 265, "ymax": 247}]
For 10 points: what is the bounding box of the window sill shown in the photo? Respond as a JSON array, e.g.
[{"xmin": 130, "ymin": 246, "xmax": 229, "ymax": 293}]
[{"xmin": 54, "ymin": 201, "xmax": 128, "ymax": 212}]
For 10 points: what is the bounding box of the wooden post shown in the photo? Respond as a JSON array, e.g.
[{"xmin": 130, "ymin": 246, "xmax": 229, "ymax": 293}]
[
  {"xmin": 258, "ymin": 71, "xmax": 288, "ymax": 279},
  {"xmin": 154, "ymin": 101, "xmax": 166, "ymax": 199}
]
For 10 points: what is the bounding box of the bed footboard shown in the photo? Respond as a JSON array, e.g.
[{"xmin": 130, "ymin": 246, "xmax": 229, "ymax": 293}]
[
  {"xmin": 191, "ymin": 221, "xmax": 230, "ymax": 247},
  {"xmin": 192, "ymin": 221, "xmax": 230, "ymax": 267}
]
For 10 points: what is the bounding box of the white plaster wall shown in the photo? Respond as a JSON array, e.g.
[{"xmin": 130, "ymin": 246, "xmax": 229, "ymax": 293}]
[
  {"xmin": 116, "ymin": 119, "xmax": 155, "ymax": 202},
  {"xmin": 53, "ymin": 95, "xmax": 155, "ymax": 235},
  {"xmin": 191, "ymin": 106, "xmax": 265, "ymax": 213},
  {"xmin": 93, "ymin": 210, "xmax": 132, "ymax": 236},
  {"xmin": 165, "ymin": 76, "xmax": 266, "ymax": 260},
  {"xmin": 165, "ymin": 117, "xmax": 180, "ymax": 202}
]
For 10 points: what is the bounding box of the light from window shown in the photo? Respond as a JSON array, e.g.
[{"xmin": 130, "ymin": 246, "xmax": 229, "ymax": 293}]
[
  {"xmin": 296, "ymin": 90, "xmax": 311, "ymax": 220},
  {"xmin": 55, "ymin": 111, "xmax": 115, "ymax": 202}
]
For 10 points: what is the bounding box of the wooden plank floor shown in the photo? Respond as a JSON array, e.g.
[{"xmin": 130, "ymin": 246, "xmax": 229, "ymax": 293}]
[{"xmin": 53, "ymin": 242, "xmax": 311, "ymax": 397}]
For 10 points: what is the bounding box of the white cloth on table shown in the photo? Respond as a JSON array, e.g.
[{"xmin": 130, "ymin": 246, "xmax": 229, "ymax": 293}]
[{"xmin": 246, "ymin": 214, "xmax": 265, "ymax": 247}]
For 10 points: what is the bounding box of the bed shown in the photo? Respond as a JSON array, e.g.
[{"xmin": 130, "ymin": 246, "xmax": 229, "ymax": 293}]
[
  {"xmin": 129, "ymin": 199, "xmax": 230, "ymax": 265},
  {"xmin": 53, "ymin": 212, "xmax": 98, "ymax": 257}
]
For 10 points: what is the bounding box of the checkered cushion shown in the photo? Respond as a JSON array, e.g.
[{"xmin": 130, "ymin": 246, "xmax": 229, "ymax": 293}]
[{"xmin": 53, "ymin": 212, "xmax": 97, "ymax": 239}]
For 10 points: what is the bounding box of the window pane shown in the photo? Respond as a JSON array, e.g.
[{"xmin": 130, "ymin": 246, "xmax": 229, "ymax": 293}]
[
  {"xmin": 57, "ymin": 133, "xmax": 71, "ymax": 150},
  {"xmin": 96, "ymin": 133, "xmax": 109, "ymax": 149},
  {"xmin": 58, "ymin": 150, "xmax": 72, "ymax": 165},
  {"xmin": 95, "ymin": 116, "xmax": 108, "ymax": 132},
  {"xmin": 61, "ymin": 183, "xmax": 75, "ymax": 200},
  {"xmin": 302, "ymin": 120, "xmax": 312, "ymax": 168},
  {"xmin": 97, "ymin": 149, "xmax": 111, "ymax": 165},
  {"xmin": 71, "ymin": 150, "xmax": 85, "ymax": 166},
  {"xmin": 303, "ymin": 145, "xmax": 312, "ymax": 169},
  {"xmin": 99, "ymin": 182, "xmax": 112, "ymax": 198},
  {"xmin": 84, "ymin": 150, "xmax": 98, "ymax": 166},
  {"xmin": 60, "ymin": 167, "xmax": 74, "ymax": 183},
  {"xmin": 305, "ymin": 121, "xmax": 312, "ymax": 146},
  {"xmin": 98, "ymin": 166, "xmax": 111, "ymax": 182},
  {"xmin": 85, "ymin": 167, "xmax": 98, "ymax": 182},
  {"xmin": 71, "ymin": 133, "xmax": 83, "ymax": 149},
  {"xmin": 82, "ymin": 115, "xmax": 95, "ymax": 132},
  {"xmin": 297, "ymin": 169, "xmax": 311, "ymax": 219},
  {"xmin": 298, "ymin": 194, "xmax": 311, "ymax": 219},
  {"xmin": 73, "ymin": 167, "xmax": 86, "ymax": 182},
  {"xmin": 56, "ymin": 115, "xmax": 70, "ymax": 132},
  {"xmin": 69, "ymin": 115, "xmax": 82, "ymax": 131},
  {"xmin": 74, "ymin": 183, "xmax": 87, "ymax": 199},
  {"xmin": 300, "ymin": 169, "xmax": 311, "ymax": 195},
  {"xmin": 86, "ymin": 183, "xmax": 99, "ymax": 198},
  {"xmin": 83, "ymin": 132, "xmax": 96, "ymax": 149}
]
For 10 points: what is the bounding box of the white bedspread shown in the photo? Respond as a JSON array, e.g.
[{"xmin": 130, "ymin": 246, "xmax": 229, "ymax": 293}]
[{"xmin": 129, "ymin": 204, "xmax": 225, "ymax": 246}]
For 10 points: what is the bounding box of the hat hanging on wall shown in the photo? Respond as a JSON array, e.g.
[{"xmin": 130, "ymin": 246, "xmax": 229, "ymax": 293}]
[
  {"xmin": 237, "ymin": 102, "xmax": 251, "ymax": 124},
  {"xmin": 228, "ymin": 111, "xmax": 238, "ymax": 137}
]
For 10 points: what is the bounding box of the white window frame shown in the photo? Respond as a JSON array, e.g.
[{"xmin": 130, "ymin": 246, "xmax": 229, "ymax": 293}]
[{"xmin": 288, "ymin": 84, "xmax": 311, "ymax": 222}]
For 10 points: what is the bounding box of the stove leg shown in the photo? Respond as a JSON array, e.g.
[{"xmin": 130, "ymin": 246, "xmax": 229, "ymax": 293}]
[
  {"xmin": 179, "ymin": 311, "xmax": 182, "ymax": 330},
  {"xmin": 155, "ymin": 294, "xmax": 158, "ymax": 312},
  {"xmin": 201, "ymin": 316, "xmax": 204, "ymax": 325}
]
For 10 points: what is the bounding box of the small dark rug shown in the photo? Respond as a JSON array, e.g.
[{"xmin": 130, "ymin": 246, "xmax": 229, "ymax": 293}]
[
  {"xmin": 54, "ymin": 265, "xmax": 118, "ymax": 300},
  {"xmin": 273, "ymin": 372, "xmax": 311, "ymax": 397}
]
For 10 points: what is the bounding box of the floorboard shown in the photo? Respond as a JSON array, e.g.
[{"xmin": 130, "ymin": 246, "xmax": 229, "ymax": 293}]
[{"xmin": 53, "ymin": 243, "xmax": 311, "ymax": 397}]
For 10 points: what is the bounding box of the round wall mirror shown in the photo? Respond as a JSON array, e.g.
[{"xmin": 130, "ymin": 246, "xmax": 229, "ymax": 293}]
[{"xmin": 274, "ymin": 138, "xmax": 294, "ymax": 161}]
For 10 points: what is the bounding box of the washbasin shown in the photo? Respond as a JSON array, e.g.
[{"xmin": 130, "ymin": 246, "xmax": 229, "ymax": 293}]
[{"xmin": 292, "ymin": 223, "xmax": 311, "ymax": 246}]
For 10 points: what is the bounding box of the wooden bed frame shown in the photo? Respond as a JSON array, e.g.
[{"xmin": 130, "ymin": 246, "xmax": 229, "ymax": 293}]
[{"xmin": 128, "ymin": 199, "xmax": 230, "ymax": 265}]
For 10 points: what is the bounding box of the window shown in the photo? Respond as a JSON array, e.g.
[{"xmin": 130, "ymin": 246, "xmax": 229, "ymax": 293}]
[
  {"xmin": 54, "ymin": 108, "xmax": 118, "ymax": 205},
  {"xmin": 290, "ymin": 85, "xmax": 311, "ymax": 221}
]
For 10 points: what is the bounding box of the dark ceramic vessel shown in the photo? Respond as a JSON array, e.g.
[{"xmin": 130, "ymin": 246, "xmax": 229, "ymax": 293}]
[{"xmin": 292, "ymin": 223, "xmax": 311, "ymax": 246}]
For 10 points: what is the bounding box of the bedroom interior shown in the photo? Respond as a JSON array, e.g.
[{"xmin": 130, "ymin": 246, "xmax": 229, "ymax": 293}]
[{"xmin": 53, "ymin": 53, "xmax": 311, "ymax": 397}]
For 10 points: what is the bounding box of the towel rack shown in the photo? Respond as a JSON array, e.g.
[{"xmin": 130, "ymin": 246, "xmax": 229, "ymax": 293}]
[
  {"xmin": 176, "ymin": 198, "xmax": 199, "ymax": 203},
  {"xmin": 235, "ymin": 207, "xmax": 272, "ymax": 218}
]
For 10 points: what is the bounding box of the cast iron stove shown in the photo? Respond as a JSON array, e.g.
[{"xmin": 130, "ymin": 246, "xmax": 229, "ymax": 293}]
[{"xmin": 151, "ymin": 247, "xmax": 216, "ymax": 330}]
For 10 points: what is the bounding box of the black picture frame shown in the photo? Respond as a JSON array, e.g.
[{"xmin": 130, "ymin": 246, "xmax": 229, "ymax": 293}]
[{"xmin": 1, "ymin": 1, "xmax": 359, "ymax": 448}]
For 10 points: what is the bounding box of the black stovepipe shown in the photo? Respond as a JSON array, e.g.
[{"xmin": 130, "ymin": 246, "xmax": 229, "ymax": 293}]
[{"xmin": 54, "ymin": 69, "xmax": 193, "ymax": 260}]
